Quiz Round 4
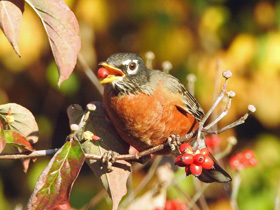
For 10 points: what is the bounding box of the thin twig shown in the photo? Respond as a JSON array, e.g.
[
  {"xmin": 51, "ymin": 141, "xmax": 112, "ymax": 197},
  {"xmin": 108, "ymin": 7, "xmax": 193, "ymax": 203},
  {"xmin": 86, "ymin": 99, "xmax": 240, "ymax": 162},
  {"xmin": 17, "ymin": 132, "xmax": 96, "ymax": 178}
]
[
  {"xmin": 204, "ymin": 95, "xmax": 232, "ymax": 130},
  {"xmin": 173, "ymin": 184, "xmax": 201, "ymax": 210},
  {"xmin": 275, "ymin": 178, "xmax": 280, "ymax": 210},
  {"xmin": 80, "ymin": 189, "xmax": 107, "ymax": 210},
  {"xmin": 120, "ymin": 156, "xmax": 162, "ymax": 208},
  {"xmin": 215, "ymin": 136, "xmax": 237, "ymax": 160},
  {"xmin": 230, "ymin": 172, "xmax": 241, "ymax": 210},
  {"xmin": 0, "ymin": 149, "xmax": 59, "ymax": 159},
  {"xmin": 77, "ymin": 53, "xmax": 104, "ymax": 95},
  {"xmin": 187, "ymin": 182, "xmax": 210, "ymax": 210},
  {"xmin": 194, "ymin": 179, "xmax": 210, "ymax": 210}
]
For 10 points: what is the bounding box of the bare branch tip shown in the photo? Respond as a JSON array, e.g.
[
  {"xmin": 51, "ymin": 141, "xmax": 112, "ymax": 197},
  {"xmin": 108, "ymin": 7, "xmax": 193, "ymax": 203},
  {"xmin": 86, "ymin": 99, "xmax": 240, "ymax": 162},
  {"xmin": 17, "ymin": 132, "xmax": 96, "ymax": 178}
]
[
  {"xmin": 70, "ymin": 124, "xmax": 80, "ymax": 131},
  {"xmin": 162, "ymin": 61, "xmax": 173, "ymax": 73},
  {"xmin": 222, "ymin": 70, "xmax": 232, "ymax": 79},
  {"xmin": 87, "ymin": 103, "xmax": 96, "ymax": 111},
  {"xmin": 227, "ymin": 91, "xmax": 236, "ymax": 98},
  {"xmin": 145, "ymin": 51, "xmax": 155, "ymax": 60},
  {"xmin": 248, "ymin": 105, "xmax": 256, "ymax": 113},
  {"xmin": 228, "ymin": 136, "xmax": 238, "ymax": 145},
  {"xmin": 187, "ymin": 73, "xmax": 197, "ymax": 82}
]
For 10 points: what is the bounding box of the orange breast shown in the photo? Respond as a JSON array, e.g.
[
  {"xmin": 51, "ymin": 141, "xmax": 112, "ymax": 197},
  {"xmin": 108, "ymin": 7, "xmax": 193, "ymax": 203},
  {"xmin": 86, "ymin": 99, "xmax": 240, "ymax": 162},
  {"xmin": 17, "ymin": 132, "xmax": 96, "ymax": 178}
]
[{"xmin": 103, "ymin": 84, "xmax": 199, "ymax": 151}]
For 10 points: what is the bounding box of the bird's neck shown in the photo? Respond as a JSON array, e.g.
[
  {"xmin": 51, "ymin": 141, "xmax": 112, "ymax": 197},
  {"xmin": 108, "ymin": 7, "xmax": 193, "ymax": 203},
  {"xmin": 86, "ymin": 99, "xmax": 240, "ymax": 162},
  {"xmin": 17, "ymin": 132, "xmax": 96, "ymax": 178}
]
[{"xmin": 106, "ymin": 81, "xmax": 154, "ymax": 96}]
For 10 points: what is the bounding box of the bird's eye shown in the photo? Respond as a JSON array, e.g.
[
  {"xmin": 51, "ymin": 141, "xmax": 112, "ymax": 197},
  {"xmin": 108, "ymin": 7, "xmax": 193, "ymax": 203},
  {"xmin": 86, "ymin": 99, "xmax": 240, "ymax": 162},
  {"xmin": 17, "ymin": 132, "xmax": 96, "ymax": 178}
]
[{"xmin": 128, "ymin": 62, "xmax": 137, "ymax": 71}]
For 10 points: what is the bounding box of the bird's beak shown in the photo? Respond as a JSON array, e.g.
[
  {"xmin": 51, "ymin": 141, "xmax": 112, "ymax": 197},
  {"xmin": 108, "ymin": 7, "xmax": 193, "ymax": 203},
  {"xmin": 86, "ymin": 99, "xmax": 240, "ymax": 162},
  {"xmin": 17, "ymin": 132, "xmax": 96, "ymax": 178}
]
[{"xmin": 98, "ymin": 62, "xmax": 125, "ymax": 84}]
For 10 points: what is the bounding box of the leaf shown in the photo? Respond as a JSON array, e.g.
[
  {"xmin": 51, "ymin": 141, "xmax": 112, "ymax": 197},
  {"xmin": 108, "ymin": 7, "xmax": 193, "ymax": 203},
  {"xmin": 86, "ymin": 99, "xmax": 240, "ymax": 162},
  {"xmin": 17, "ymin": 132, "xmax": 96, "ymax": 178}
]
[
  {"xmin": 26, "ymin": 139, "xmax": 85, "ymax": 210},
  {"xmin": 126, "ymin": 157, "xmax": 174, "ymax": 210},
  {"xmin": 67, "ymin": 102, "xmax": 131, "ymax": 210},
  {"xmin": 0, "ymin": 129, "xmax": 6, "ymax": 153},
  {"xmin": 0, "ymin": 103, "xmax": 39, "ymax": 144},
  {"xmin": 25, "ymin": 0, "xmax": 81, "ymax": 86},
  {"xmin": 2, "ymin": 129, "xmax": 34, "ymax": 172},
  {"xmin": 0, "ymin": 0, "xmax": 24, "ymax": 56},
  {"xmin": 4, "ymin": 130, "xmax": 34, "ymax": 152}
]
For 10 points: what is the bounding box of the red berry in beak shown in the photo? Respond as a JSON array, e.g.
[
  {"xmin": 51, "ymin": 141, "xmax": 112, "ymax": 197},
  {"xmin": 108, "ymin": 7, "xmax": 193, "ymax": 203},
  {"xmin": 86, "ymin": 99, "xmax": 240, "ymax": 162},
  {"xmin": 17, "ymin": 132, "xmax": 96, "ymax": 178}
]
[{"xmin": 98, "ymin": 67, "xmax": 109, "ymax": 79}]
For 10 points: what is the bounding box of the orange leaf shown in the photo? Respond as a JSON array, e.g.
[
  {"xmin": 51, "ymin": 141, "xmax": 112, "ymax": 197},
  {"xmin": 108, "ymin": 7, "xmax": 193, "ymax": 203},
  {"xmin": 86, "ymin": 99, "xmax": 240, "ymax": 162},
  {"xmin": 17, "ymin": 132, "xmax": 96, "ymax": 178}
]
[
  {"xmin": 26, "ymin": 0, "xmax": 81, "ymax": 86},
  {"xmin": 0, "ymin": 0, "xmax": 24, "ymax": 56}
]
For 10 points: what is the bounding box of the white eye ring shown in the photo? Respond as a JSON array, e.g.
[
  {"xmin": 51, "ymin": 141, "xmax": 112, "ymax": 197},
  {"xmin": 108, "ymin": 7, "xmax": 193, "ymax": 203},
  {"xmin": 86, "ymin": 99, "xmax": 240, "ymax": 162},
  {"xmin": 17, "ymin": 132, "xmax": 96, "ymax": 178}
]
[{"xmin": 127, "ymin": 61, "xmax": 138, "ymax": 75}]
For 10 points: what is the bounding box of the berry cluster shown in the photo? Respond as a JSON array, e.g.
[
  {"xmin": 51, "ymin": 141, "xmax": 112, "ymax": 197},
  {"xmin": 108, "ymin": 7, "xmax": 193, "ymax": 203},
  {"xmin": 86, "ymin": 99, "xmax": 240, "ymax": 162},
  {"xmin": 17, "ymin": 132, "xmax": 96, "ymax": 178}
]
[
  {"xmin": 229, "ymin": 149, "xmax": 258, "ymax": 170},
  {"xmin": 175, "ymin": 143, "xmax": 214, "ymax": 176},
  {"xmin": 154, "ymin": 199, "xmax": 187, "ymax": 210}
]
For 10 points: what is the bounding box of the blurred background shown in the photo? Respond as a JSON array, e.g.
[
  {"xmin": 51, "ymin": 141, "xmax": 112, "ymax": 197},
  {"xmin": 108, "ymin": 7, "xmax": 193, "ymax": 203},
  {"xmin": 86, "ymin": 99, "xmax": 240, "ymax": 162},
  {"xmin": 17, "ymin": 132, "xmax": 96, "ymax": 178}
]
[{"xmin": 1, "ymin": 0, "xmax": 280, "ymax": 209}]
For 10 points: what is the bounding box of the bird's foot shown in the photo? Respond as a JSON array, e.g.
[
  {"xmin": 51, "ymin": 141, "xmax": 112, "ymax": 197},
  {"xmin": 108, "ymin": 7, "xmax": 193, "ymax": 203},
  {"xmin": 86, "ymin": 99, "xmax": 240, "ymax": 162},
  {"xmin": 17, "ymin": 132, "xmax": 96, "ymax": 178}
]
[
  {"xmin": 167, "ymin": 134, "xmax": 181, "ymax": 154},
  {"xmin": 101, "ymin": 150, "xmax": 119, "ymax": 172}
]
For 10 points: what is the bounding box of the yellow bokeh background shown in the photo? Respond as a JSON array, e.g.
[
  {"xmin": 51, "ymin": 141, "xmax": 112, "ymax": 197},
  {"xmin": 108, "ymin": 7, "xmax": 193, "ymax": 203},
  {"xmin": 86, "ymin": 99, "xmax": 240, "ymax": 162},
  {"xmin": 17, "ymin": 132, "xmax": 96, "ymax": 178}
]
[{"xmin": 0, "ymin": 1, "xmax": 280, "ymax": 210}]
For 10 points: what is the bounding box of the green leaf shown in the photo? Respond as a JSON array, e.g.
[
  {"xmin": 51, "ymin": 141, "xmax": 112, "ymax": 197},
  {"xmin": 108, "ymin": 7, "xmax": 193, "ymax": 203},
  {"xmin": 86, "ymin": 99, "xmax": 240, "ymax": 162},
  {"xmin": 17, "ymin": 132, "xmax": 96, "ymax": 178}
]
[
  {"xmin": 67, "ymin": 102, "xmax": 131, "ymax": 210},
  {"xmin": 0, "ymin": 103, "xmax": 39, "ymax": 144},
  {"xmin": 26, "ymin": 140, "xmax": 85, "ymax": 210},
  {"xmin": 25, "ymin": 0, "xmax": 81, "ymax": 86},
  {"xmin": 0, "ymin": 129, "xmax": 6, "ymax": 153}
]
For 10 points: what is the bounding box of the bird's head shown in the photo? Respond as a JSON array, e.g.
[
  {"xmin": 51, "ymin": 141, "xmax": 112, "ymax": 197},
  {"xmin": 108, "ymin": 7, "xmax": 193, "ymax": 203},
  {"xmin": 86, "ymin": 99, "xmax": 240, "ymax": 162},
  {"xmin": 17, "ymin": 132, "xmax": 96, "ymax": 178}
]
[{"xmin": 98, "ymin": 53, "xmax": 151, "ymax": 94}]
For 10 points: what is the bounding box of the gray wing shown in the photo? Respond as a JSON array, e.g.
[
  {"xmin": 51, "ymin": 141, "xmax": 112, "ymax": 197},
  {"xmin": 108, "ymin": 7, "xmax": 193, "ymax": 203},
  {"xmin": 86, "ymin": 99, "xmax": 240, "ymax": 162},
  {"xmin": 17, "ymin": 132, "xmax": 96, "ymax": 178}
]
[{"xmin": 181, "ymin": 89, "xmax": 204, "ymax": 121}]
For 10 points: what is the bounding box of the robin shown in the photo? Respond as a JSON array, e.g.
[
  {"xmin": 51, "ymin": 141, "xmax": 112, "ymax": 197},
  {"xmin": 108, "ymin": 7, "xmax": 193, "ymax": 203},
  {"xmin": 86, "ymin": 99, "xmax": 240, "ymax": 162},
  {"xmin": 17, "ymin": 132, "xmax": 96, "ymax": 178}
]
[{"xmin": 98, "ymin": 53, "xmax": 231, "ymax": 183}]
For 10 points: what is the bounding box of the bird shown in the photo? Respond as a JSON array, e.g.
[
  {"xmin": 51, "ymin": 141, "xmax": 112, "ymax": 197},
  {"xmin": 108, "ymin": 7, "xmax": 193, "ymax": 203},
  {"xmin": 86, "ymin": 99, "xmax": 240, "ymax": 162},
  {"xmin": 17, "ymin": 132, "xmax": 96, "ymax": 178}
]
[{"xmin": 98, "ymin": 53, "xmax": 231, "ymax": 183}]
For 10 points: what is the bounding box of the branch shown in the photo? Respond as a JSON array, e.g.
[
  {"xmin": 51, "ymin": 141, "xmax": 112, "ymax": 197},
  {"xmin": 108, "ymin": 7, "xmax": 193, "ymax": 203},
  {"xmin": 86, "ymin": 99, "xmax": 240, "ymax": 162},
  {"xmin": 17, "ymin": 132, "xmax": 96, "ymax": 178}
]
[
  {"xmin": 77, "ymin": 53, "xmax": 104, "ymax": 95},
  {"xmin": 0, "ymin": 148, "xmax": 59, "ymax": 159}
]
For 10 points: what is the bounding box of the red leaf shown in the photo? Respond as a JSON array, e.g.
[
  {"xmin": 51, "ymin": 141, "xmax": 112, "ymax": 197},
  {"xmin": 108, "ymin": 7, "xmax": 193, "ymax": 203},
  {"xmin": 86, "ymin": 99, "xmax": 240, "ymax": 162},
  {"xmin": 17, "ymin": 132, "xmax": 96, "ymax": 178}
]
[
  {"xmin": 26, "ymin": 140, "xmax": 85, "ymax": 210},
  {"xmin": 4, "ymin": 130, "xmax": 34, "ymax": 152},
  {"xmin": 25, "ymin": 0, "xmax": 81, "ymax": 86},
  {"xmin": 52, "ymin": 202, "xmax": 72, "ymax": 210},
  {"xmin": 0, "ymin": 0, "xmax": 24, "ymax": 56},
  {"xmin": 3, "ymin": 130, "xmax": 34, "ymax": 172},
  {"xmin": 67, "ymin": 103, "xmax": 131, "ymax": 210}
]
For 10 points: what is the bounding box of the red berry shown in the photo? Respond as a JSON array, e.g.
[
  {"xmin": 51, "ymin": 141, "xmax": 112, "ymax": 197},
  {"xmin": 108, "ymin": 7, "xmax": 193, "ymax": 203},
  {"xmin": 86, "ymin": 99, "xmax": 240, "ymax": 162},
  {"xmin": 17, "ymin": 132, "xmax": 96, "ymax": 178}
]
[
  {"xmin": 244, "ymin": 149, "xmax": 254, "ymax": 160},
  {"xmin": 193, "ymin": 154, "xmax": 205, "ymax": 165},
  {"xmin": 205, "ymin": 135, "xmax": 221, "ymax": 148},
  {"xmin": 229, "ymin": 156, "xmax": 242, "ymax": 170},
  {"xmin": 97, "ymin": 67, "xmax": 109, "ymax": 79},
  {"xmin": 175, "ymin": 155, "xmax": 185, "ymax": 167},
  {"xmin": 185, "ymin": 165, "xmax": 191, "ymax": 175},
  {"xmin": 179, "ymin": 143, "xmax": 193, "ymax": 154},
  {"xmin": 92, "ymin": 135, "xmax": 101, "ymax": 141},
  {"xmin": 190, "ymin": 164, "xmax": 203, "ymax": 176},
  {"xmin": 249, "ymin": 157, "xmax": 258, "ymax": 167},
  {"xmin": 200, "ymin": 148, "xmax": 209, "ymax": 156},
  {"xmin": 171, "ymin": 199, "xmax": 187, "ymax": 210},
  {"xmin": 202, "ymin": 155, "xmax": 214, "ymax": 169},
  {"xmin": 164, "ymin": 200, "xmax": 173, "ymax": 210},
  {"xmin": 181, "ymin": 153, "xmax": 193, "ymax": 165}
]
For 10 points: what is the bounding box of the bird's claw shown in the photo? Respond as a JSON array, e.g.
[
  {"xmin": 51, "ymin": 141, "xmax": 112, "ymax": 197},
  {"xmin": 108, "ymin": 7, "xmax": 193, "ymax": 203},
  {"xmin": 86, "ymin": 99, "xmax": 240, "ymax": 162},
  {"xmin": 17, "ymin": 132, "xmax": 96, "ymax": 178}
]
[
  {"xmin": 101, "ymin": 150, "xmax": 119, "ymax": 172},
  {"xmin": 167, "ymin": 134, "xmax": 181, "ymax": 153}
]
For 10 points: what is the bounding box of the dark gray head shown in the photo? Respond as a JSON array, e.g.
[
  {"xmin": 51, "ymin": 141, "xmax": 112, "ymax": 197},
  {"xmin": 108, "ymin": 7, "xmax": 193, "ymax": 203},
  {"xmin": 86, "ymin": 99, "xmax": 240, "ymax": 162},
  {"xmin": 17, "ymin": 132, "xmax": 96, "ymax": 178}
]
[{"xmin": 99, "ymin": 53, "xmax": 151, "ymax": 95}]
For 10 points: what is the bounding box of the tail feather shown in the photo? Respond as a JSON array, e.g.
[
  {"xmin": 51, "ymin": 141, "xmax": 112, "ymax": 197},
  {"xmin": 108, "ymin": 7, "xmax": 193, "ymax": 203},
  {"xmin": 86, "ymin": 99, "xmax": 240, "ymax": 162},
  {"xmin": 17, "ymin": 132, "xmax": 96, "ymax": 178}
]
[{"xmin": 198, "ymin": 153, "xmax": 232, "ymax": 183}]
